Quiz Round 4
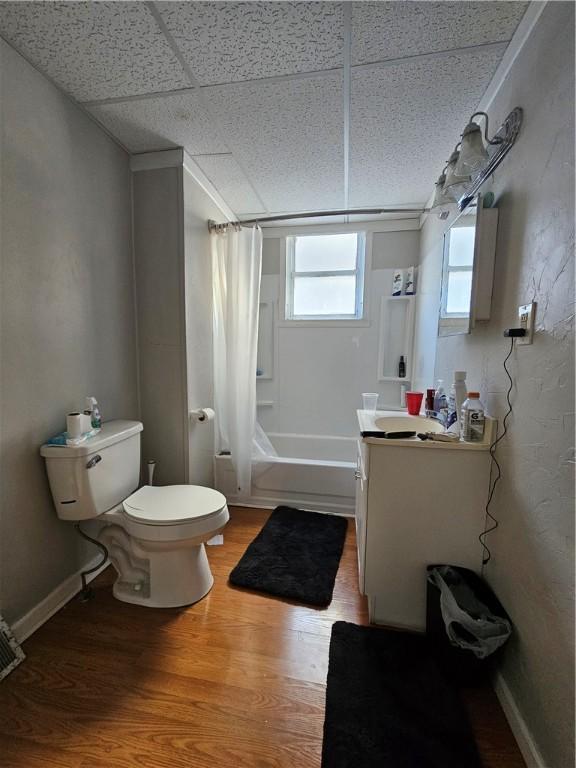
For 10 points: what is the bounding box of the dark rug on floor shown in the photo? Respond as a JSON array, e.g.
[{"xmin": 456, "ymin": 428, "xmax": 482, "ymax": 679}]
[
  {"xmin": 229, "ymin": 506, "xmax": 347, "ymax": 607},
  {"xmin": 322, "ymin": 622, "xmax": 481, "ymax": 768}
]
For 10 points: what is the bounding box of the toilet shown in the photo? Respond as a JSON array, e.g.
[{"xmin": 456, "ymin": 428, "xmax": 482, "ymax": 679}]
[{"xmin": 40, "ymin": 420, "xmax": 229, "ymax": 608}]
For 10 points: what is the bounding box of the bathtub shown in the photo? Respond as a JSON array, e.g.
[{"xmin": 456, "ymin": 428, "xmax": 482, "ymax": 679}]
[{"xmin": 213, "ymin": 432, "xmax": 356, "ymax": 516}]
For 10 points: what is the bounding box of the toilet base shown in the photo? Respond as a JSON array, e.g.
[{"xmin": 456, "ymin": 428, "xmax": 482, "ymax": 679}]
[{"xmin": 108, "ymin": 537, "xmax": 215, "ymax": 608}]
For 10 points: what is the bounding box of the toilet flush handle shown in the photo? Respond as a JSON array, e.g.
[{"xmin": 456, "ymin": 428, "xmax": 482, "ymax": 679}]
[{"xmin": 86, "ymin": 454, "xmax": 102, "ymax": 469}]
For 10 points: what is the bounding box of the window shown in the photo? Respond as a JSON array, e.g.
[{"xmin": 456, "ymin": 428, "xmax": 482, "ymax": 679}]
[
  {"xmin": 284, "ymin": 232, "xmax": 366, "ymax": 320},
  {"xmin": 441, "ymin": 224, "xmax": 475, "ymax": 317}
]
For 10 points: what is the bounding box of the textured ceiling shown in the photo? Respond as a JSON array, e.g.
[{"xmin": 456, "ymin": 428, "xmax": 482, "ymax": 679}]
[
  {"xmin": 0, "ymin": 2, "xmax": 189, "ymax": 101},
  {"xmin": 0, "ymin": 1, "xmax": 529, "ymax": 217},
  {"xmin": 351, "ymin": 1, "xmax": 530, "ymax": 64},
  {"xmin": 349, "ymin": 47, "xmax": 506, "ymax": 207},
  {"xmin": 158, "ymin": 1, "xmax": 344, "ymax": 85},
  {"xmin": 206, "ymin": 73, "xmax": 344, "ymax": 212}
]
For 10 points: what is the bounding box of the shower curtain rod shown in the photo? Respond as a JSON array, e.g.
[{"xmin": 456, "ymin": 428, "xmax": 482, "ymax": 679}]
[{"xmin": 207, "ymin": 207, "xmax": 427, "ymax": 231}]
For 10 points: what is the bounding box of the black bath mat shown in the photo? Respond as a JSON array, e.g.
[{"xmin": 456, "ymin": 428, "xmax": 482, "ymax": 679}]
[
  {"xmin": 322, "ymin": 622, "xmax": 481, "ymax": 768},
  {"xmin": 229, "ymin": 506, "xmax": 347, "ymax": 606}
]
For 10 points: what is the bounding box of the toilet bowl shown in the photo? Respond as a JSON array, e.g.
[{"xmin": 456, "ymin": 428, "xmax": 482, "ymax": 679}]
[{"xmin": 40, "ymin": 420, "xmax": 229, "ymax": 608}]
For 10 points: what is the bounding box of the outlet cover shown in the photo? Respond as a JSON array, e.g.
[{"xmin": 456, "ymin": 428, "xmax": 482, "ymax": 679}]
[{"xmin": 518, "ymin": 302, "xmax": 536, "ymax": 345}]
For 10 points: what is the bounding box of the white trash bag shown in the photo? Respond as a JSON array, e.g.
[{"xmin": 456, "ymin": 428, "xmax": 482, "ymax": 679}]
[{"xmin": 427, "ymin": 566, "xmax": 512, "ymax": 660}]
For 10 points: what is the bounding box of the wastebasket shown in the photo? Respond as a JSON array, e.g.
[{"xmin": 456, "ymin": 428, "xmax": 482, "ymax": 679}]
[{"xmin": 426, "ymin": 564, "xmax": 512, "ymax": 686}]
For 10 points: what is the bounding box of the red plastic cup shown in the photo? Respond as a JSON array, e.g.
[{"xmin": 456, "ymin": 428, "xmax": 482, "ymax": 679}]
[{"xmin": 406, "ymin": 391, "xmax": 424, "ymax": 416}]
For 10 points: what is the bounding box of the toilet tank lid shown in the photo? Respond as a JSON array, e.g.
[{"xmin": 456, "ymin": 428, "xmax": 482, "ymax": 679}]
[{"xmin": 40, "ymin": 420, "xmax": 143, "ymax": 458}]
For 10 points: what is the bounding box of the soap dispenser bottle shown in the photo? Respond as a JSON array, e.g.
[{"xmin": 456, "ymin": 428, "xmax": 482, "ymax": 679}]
[{"xmin": 85, "ymin": 397, "xmax": 102, "ymax": 430}]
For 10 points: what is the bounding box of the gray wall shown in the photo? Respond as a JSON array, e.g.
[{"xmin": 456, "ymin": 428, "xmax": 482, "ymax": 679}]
[
  {"xmin": 0, "ymin": 40, "xmax": 138, "ymax": 624},
  {"xmin": 132, "ymin": 166, "xmax": 188, "ymax": 486},
  {"xmin": 416, "ymin": 5, "xmax": 574, "ymax": 765},
  {"xmin": 132, "ymin": 159, "xmax": 227, "ymax": 487}
]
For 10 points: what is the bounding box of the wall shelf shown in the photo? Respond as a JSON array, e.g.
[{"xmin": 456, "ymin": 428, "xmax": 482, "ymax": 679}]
[
  {"xmin": 256, "ymin": 301, "xmax": 274, "ymax": 379},
  {"xmin": 377, "ymin": 295, "xmax": 415, "ymax": 382}
]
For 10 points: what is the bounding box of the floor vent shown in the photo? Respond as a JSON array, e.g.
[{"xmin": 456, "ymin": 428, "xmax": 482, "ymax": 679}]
[{"xmin": 0, "ymin": 614, "xmax": 25, "ymax": 681}]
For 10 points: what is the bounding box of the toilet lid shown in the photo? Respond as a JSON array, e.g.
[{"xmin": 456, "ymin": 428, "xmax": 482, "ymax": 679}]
[{"xmin": 123, "ymin": 485, "xmax": 227, "ymax": 525}]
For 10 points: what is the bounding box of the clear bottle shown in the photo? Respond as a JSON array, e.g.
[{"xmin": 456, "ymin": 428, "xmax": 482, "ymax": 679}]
[
  {"xmin": 461, "ymin": 392, "xmax": 485, "ymax": 442},
  {"xmin": 433, "ymin": 379, "xmax": 448, "ymax": 426},
  {"xmin": 85, "ymin": 396, "xmax": 102, "ymax": 430}
]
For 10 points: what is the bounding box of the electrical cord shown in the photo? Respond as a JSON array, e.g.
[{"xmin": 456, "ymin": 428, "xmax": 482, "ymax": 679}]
[
  {"xmin": 74, "ymin": 524, "xmax": 109, "ymax": 602},
  {"xmin": 480, "ymin": 337, "xmax": 516, "ymax": 569}
]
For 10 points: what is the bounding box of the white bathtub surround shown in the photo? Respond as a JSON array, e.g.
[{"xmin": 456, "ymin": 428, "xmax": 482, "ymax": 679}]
[
  {"xmin": 212, "ymin": 224, "xmax": 263, "ymax": 498},
  {"xmin": 214, "ymin": 432, "xmax": 356, "ymax": 516},
  {"xmin": 257, "ymin": 226, "xmax": 421, "ymax": 438}
]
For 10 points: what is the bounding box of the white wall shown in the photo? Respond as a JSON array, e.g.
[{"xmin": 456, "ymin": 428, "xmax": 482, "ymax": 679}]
[
  {"xmin": 257, "ymin": 226, "xmax": 420, "ymax": 437},
  {"xmin": 0, "ymin": 40, "xmax": 138, "ymax": 624},
  {"xmin": 414, "ymin": 5, "xmax": 574, "ymax": 765}
]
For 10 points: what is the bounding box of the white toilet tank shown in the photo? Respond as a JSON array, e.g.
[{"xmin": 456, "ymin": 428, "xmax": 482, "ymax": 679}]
[{"xmin": 40, "ymin": 420, "xmax": 143, "ymax": 520}]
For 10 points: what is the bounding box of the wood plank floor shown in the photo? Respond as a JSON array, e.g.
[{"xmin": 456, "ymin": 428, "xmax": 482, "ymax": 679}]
[{"xmin": 0, "ymin": 507, "xmax": 525, "ymax": 768}]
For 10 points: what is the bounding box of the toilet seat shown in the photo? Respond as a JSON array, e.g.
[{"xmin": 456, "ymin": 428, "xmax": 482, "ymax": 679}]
[{"xmin": 123, "ymin": 485, "xmax": 227, "ymax": 526}]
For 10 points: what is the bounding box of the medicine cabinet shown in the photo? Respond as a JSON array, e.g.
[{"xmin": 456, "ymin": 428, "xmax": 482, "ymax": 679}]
[{"xmin": 438, "ymin": 194, "xmax": 498, "ymax": 337}]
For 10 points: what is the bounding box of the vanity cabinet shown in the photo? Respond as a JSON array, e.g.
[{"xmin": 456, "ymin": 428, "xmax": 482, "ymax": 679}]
[
  {"xmin": 354, "ymin": 440, "xmax": 369, "ymax": 591},
  {"xmin": 355, "ymin": 425, "xmax": 492, "ymax": 630}
]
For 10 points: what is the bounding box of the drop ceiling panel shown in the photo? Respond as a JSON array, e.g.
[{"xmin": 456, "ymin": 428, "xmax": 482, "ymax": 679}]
[
  {"xmin": 352, "ymin": 1, "xmax": 528, "ymax": 65},
  {"xmin": 349, "ymin": 48, "xmax": 504, "ymax": 207},
  {"xmin": 205, "ymin": 73, "xmax": 344, "ymax": 212},
  {"xmin": 0, "ymin": 1, "xmax": 190, "ymax": 101},
  {"xmin": 156, "ymin": 1, "xmax": 343, "ymax": 85},
  {"xmin": 193, "ymin": 154, "xmax": 266, "ymax": 214},
  {"xmin": 88, "ymin": 92, "xmax": 228, "ymax": 155}
]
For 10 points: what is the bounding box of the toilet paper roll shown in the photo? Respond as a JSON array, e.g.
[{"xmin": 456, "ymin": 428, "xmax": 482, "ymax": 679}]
[
  {"xmin": 190, "ymin": 407, "xmax": 215, "ymax": 424},
  {"xmin": 80, "ymin": 413, "xmax": 92, "ymax": 433},
  {"xmin": 66, "ymin": 412, "xmax": 83, "ymax": 439}
]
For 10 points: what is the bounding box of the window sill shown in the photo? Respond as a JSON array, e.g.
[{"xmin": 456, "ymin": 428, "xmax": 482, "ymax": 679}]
[{"xmin": 278, "ymin": 318, "xmax": 370, "ymax": 328}]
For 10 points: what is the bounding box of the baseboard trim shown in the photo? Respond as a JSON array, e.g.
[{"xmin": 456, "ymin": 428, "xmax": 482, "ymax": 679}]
[
  {"xmin": 494, "ymin": 671, "xmax": 547, "ymax": 768},
  {"xmin": 230, "ymin": 500, "xmax": 354, "ymax": 518},
  {"xmin": 12, "ymin": 556, "xmax": 110, "ymax": 644}
]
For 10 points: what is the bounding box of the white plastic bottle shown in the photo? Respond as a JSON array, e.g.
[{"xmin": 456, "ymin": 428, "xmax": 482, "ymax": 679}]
[
  {"xmin": 461, "ymin": 392, "xmax": 485, "ymax": 442},
  {"xmin": 85, "ymin": 396, "xmax": 102, "ymax": 430},
  {"xmin": 433, "ymin": 379, "xmax": 448, "ymax": 426},
  {"xmin": 447, "ymin": 371, "xmax": 468, "ymax": 432}
]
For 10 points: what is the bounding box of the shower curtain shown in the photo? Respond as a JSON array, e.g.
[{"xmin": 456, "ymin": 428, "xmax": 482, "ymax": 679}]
[{"xmin": 211, "ymin": 224, "xmax": 263, "ymax": 498}]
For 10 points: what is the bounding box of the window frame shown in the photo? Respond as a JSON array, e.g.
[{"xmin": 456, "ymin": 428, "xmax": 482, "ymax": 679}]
[{"xmin": 283, "ymin": 231, "xmax": 367, "ymax": 323}]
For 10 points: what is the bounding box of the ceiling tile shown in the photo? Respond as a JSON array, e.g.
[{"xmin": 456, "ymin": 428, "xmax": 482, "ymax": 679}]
[
  {"xmin": 88, "ymin": 92, "xmax": 228, "ymax": 155},
  {"xmin": 205, "ymin": 72, "xmax": 344, "ymax": 212},
  {"xmin": 156, "ymin": 1, "xmax": 343, "ymax": 85},
  {"xmin": 349, "ymin": 48, "xmax": 504, "ymax": 207},
  {"xmin": 0, "ymin": 1, "xmax": 190, "ymax": 101},
  {"xmin": 352, "ymin": 1, "xmax": 528, "ymax": 65},
  {"xmin": 193, "ymin": 154, "xmax": 267, "ymax": 214}
]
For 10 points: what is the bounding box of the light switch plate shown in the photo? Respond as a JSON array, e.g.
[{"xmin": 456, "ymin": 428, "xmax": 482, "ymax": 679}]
[{"xmin": 517, "ymin": 302, "xmax": 536, "ymax": 345}]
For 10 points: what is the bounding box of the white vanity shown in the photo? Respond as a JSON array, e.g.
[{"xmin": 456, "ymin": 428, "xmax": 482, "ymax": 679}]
[{"xmin": 355, "ymin": 409, "xmax": 495, "ymax": 630}]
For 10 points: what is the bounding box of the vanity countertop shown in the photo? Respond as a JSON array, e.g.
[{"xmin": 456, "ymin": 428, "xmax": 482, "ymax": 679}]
[{"xmin": 357, "ymin": 409, "xmax": 496, "ymax": 451}]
